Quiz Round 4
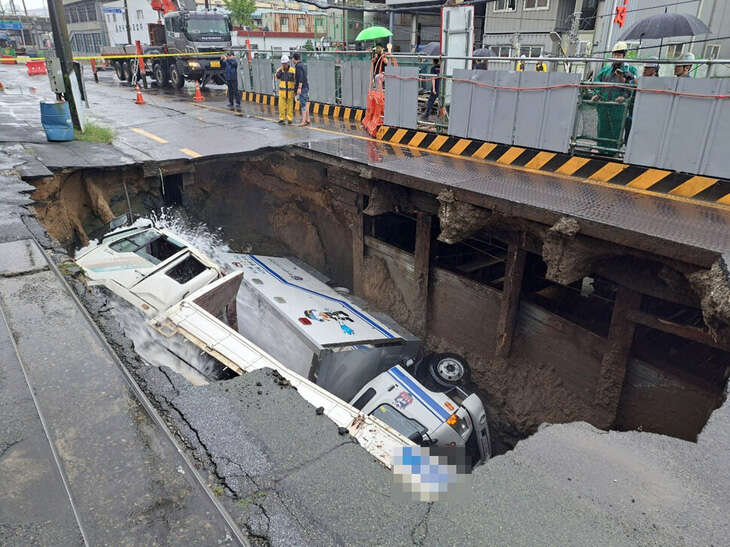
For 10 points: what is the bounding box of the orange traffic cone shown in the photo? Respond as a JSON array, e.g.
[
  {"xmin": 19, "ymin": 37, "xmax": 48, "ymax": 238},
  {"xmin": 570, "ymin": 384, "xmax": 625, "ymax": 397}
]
[
  {"xmin": 134, "ymin": 84, "xmax": 146, "ymax": 105},
  {"xmin": 193, "ymin": 80, "xmax": 204, "ymax": 102},
  {"xmin": 0, "ymin": 81, "xmax": 4, "ymax": 91}
]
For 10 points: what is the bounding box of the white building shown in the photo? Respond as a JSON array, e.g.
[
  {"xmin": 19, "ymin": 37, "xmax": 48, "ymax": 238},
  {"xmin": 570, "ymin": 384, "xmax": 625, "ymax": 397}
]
[{"xmin": 103, "ymin": 0, "xmax": 159, "ymax": 46}]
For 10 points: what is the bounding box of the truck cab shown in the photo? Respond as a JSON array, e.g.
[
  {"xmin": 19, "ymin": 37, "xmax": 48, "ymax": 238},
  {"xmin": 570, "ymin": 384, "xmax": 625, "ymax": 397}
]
[
  {"xmin": 162, "ymin": 11, "xmax": 231, "ymax": 87},
  {"xmin": 351, "ymin": 366, "xmax": 492, "ymax": 467}
]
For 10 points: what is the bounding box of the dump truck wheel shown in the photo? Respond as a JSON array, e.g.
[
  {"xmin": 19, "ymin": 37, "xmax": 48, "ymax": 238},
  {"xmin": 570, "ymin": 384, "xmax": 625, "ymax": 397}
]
[{"xmin": 427, "ymin": 353, "xmax": 470, "ymax": 387}]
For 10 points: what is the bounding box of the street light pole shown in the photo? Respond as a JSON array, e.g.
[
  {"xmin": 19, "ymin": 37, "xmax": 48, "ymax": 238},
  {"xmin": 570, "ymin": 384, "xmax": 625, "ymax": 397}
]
[{"xmin": 47, "ymin": 0, "xmax": 81, "ymax": 128}]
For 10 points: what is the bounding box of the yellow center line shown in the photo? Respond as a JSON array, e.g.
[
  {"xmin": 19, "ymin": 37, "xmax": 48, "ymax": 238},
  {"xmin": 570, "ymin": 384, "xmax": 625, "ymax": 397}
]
[
  {"xmin": 131, "ymin": 127, "xmax": 168, "ymax": 144},
  {"xmin": 190, "ymin": 102, "xmax": 730, "ymax": 213},
  {"xmin": 180, "ymin": 148, "xmax": 202, "ymax": 158}
]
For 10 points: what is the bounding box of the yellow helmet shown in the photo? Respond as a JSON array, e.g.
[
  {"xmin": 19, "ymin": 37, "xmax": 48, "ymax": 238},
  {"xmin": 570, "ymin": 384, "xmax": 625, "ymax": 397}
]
[{"xmin": 613, "ymin": 41, "xmax": 629, "ymax": 53}]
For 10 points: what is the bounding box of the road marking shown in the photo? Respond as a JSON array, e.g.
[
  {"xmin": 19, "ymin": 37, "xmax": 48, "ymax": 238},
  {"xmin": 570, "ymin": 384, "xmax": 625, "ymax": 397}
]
[
  {"xmin": 669, "ymin": 176, "xmax": 718, "ymax": 197},
  {"xmin": 180, "ymin": 148, "xmax": 201, "ymax": 158},
  {"xmin": 131, "ymin": 127, "xmax": 167, "ymax": 143},
  {"xmin": 190, "ymin": 102, "xmax": 730, "ymax": 213}
]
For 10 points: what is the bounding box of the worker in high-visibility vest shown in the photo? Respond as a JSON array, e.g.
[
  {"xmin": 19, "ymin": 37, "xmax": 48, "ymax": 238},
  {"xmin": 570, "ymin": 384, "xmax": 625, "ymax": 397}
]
[{"xmin": 275, "ymin": 55, "xmax": 296, "ymax": 125}]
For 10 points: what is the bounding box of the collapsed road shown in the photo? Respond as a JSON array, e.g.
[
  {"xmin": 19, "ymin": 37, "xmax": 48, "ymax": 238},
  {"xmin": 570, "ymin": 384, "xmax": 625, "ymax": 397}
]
[{"xmin": 1, "ymin": 63, "xmax": 729, "ymax": 545}]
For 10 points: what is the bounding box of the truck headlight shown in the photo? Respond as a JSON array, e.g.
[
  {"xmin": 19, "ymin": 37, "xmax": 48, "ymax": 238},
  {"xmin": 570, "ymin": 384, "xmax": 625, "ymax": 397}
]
[
  {"xmin": 188, "ymin": 61, "xmax": 200, "ymax": 69},
  {"xmin": 446, "ymin": 413, "xmax": 470, "ymax": 438}
]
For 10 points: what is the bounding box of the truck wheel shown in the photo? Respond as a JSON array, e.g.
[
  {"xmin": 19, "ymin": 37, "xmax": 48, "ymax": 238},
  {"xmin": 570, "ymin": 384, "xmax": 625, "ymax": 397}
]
[
  {"xmin": 170, "ymin": 64, "xmax": 185, "ymax": 89},
  {"xmin": 427, "ymin": 353, "xmax": 470, "ymax": 388},
  {"xmin": 122, "ymin": 61, "xmax": 133, "ymax": 83},
  {"xmin": 114, "ymin": 61, "xmax": 125, "ymax": 81},
  {"xmin": 153, "ymin": 63, "xmax": 169, "ymax": 87}
]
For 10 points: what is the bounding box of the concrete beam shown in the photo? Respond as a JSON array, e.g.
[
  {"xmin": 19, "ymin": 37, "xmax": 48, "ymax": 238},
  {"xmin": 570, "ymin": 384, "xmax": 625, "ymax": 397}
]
[
  {"xmin": 414, "ymin": 212, "xmax": 432, "ymax": 337},
  {"xmin": 352, "ymin": 197, "xmax": 365, "ymax": 297}
]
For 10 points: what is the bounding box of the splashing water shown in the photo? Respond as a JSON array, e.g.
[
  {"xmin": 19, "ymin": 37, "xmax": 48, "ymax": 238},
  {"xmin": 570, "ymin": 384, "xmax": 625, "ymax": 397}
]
[{"xmin": 149, "ymin": 208, "xmax": 233, "ymax": 268}]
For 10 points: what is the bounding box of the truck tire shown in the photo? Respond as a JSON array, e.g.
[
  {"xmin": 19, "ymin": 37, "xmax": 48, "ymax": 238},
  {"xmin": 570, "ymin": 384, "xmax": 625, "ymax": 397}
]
[
  {"xmin": 426, "ymin": 353, "xmax": 471, "ymax": 388},
  {"xmin": 114, "ymin": 61, "xmax": 125, "ymax": 81},
  {"xmin": 153, "ymin": 63, "xmax": 169, "ymax": 87},
  {"xmin": 170, "ymin": 64, "xmax": 185, "ymax": 89},
  {"xmin": 122, "ymin": 61, "xmax": 133, "ymax": 83}
]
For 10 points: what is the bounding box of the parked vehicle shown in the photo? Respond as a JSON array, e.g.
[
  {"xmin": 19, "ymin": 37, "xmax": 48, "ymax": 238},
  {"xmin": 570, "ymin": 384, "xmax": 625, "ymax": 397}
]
[{"xmin": 101, "ymin": 0, "xmax": 231, "ymax": 88}]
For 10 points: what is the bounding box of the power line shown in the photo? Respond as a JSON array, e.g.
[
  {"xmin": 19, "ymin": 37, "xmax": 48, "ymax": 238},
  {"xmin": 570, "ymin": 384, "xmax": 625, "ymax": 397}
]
[{"xmin": 594, "ymin": 0, "xmax": 701, "ymax": 19}]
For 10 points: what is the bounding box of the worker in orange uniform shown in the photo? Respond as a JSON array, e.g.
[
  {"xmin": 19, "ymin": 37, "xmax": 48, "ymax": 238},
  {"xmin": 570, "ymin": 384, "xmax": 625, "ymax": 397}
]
[{"xmin": 275, "ymin": 55, "xmax": 296, "ymax": 125}]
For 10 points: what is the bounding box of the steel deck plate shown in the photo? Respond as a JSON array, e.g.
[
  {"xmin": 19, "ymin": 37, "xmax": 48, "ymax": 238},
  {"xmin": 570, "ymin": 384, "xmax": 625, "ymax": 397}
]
[{"xmin": 298, "ymin": 137, "xmax": 730, "ymax": 259}]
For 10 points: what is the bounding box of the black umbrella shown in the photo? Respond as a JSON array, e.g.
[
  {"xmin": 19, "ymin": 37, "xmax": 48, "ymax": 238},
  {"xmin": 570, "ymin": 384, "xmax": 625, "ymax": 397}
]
[
  {"xmin": 473, "ymin": 47, "xmax": 495, "ymax": 58},
  {"xmin": 418, "ymin": 42, "xmax": 440, "ymax": 56},
  {"xmin": 619, "ymin": 12, "xmax": 711, "ymax": 40}
]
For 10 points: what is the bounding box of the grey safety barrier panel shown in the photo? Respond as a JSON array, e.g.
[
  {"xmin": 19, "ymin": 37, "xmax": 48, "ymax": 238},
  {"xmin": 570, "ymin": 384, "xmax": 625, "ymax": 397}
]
[
  {"xmin": 238, "ymin": 57, "xmax": 252, "ymax": 93},
  {"xmin": 341, "ymin": 60, "xmax": 369, "ymax": 109},
  {"xmin": 384, "ymin": 66, "xmax": 418, "ymax": 130},
  {"xmin": 252, "ymin": 58, "xmax": 273, "ymax": 94},
  {"xmin": 307, "ymin": 60, "xmax": 336, "ymax": 104},
  {"xmin": 625, "ymin": 77, "xmax": 730, "ymax": 179},
  {"xmin": 448, "ymin": 70, "xmax": 580, "ymax": 153}
]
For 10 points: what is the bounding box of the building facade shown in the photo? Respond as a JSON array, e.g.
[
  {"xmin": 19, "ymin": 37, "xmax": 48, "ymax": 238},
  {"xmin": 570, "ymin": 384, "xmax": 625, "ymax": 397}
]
[
  {"xmin": 62, "ymin": 0, "xmax": 110, "ymax": 54},
  {"xmin": 103, "ymin": 0, "xmax": 160, "ymax": 46}
]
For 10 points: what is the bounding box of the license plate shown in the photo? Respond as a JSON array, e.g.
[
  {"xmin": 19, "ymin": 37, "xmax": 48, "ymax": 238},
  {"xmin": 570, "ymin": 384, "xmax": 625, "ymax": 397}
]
[{"xmin": 210, "ymin": 60, "xmax": 220, "ymax": 68}]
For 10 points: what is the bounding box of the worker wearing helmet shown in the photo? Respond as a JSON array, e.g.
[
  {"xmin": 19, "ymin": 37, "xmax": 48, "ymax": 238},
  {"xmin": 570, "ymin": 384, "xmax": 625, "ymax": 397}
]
[
  {"xmin": 643, "ymin": 56, "xmax": 660, "ymax": 77},
  {"xmin": 276, "ymin": 54, "xmax": 296, "ymax": 125},
  {"xmin": 674, "ymin": 52, "xmax": 695, "ymax": 77},
  {"xmin": 590, "ymin": 41, "xmax": 638, "ymax": 154}
]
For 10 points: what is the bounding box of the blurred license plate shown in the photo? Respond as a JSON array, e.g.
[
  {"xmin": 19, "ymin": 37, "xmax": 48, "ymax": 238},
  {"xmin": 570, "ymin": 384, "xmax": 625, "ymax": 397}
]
[{"xmin": 210, "ymin": 60, "xmax": 220, "ymax": 68}]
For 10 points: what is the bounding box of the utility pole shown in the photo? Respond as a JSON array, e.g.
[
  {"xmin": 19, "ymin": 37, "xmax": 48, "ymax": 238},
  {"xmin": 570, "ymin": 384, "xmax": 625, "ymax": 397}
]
[
  {"xmin": 123, "ymin": 0, "xmax": 132, "ymax": 44},
  {"xmin": 47, "ymin": 0, "xmax": 81, "ymax": 128}
]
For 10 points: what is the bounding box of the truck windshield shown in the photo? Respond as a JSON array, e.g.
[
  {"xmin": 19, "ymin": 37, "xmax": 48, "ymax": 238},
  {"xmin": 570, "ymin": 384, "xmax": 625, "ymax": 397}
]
[
  {"xmin": 109, "ymin": 231, "xmax": 184, "ymax": 265},
  {"xmin": 185, "ymin": 18, "xmax": 229, "ymax": 35},
  {"xmin": 371, "ymin": 404, "xmax": 427, "ymax": 443}
]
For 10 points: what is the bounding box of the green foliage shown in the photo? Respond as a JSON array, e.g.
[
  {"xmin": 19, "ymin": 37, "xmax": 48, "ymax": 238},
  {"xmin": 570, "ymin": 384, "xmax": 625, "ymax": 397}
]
[
  {"xmin": 224, "ymin": 0, "xmax": 256, "ymax": 27},
  {"xmin": 304, "ymin": 40, "xmax": 314, "ymax": 51},
  {"xmin": 74, "ymin": 122, "xmax": 114, "ymax": 144}
]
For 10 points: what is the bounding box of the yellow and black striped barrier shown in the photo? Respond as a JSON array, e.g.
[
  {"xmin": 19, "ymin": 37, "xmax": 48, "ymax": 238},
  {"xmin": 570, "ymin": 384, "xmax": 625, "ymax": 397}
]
[
  {"xmin": 243, "ymin": 92, "xmax": 365, "ymax": 123},
  {"xmin": 374, "ymin": 125, "xmax": 730, "ymax": 206}
]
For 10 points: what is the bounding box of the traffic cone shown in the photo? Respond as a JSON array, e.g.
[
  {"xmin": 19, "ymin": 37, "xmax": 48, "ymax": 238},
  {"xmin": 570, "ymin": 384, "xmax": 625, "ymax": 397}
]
[
  {"xmin": 193, "ymin": 80, "xmax": 204, "ymax": 102},
  {"xmin": 0, "ymin": 81, "xmax": 4, "ymax": 91},
  {"xmin": 134, "ymin": 84, "xmax": 146, "ymax": 105}
]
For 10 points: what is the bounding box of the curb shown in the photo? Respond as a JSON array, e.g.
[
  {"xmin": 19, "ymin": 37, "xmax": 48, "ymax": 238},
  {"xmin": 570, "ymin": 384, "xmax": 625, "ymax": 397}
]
[
  {"xmin": 243, "ymin": 92, "xmax": 365, "ymax": 122},
  {"xmin": 374, "ymin": 126, "xmax": 730, "ymax": 206}
]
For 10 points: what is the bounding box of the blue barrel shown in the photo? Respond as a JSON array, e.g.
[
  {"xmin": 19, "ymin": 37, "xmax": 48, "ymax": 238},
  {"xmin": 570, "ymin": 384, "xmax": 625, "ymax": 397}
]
[{"xmin": 40, "ymin": 101, "xmax": 74, "ymax": 142}]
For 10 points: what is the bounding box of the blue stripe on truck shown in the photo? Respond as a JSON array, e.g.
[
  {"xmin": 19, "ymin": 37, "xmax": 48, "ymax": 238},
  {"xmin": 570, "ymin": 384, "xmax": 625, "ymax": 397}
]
[
  {"xmin": 248, "ymin": 254, "xmax": 395, "ymax": 339},
  {"xmin": 387, "ymin": 367, "xmax": 451, "ymax": 421}
]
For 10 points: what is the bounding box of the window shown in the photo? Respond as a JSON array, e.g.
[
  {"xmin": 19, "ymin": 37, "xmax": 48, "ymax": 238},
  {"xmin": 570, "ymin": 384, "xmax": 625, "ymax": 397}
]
[
  {"xmin": 112, "ymin": 13, "xmax": 117, "ymax": 22},
  {"xmin": 667, "ymin": 43, "xmax": 685, "ymax": 58},
  {"xmin": 705, "ymin": 44, "xmax": 720, "ymax": 59},
  {"xmin": 370, "ymin": 404, "xmax": 427, "ymax": 443},
  {"xmin": 352, "ymin": 388, "xmax": 376, "ymax": 410},
  {"xmin": 165, "ymin": 255, "xmax": 207, "ymax": 284},
  {"xmin": 524, "ymin": 0, "xmax": 549, "ymax": 9},
  {"xmin": 493, "ymin": 0, "xmax": 515, "ymax": 11},
  {"xmin": 491, "ymin": 45, "xmax": 513, "ymax": 57},
  {"xmin": 298, "ymin": 17, "xmax": 306, "ymax": 32},
  {"xmin": 280, "ymin": 16, "xmax": 289, "ymax": 32},
  {"xmin": 520, "ymin": 45, "xmax": 543, "ymax": 57},
  {"xmin": 136, "ymin": 9, "xmax": 143, "ymax": 20},
  {"xmin": 109, "ymin": 231, "xmax": 185, "ymax": 265}
]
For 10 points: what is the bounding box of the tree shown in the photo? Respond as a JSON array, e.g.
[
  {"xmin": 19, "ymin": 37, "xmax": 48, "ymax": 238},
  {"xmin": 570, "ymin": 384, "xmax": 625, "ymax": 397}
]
[
  {"xmin": 224, "ymin": 0, "xmax": 256, "ymax": 28},
  {"xmin": 304, "ymin": 40, "xmax": 314, "ymax": 51}
]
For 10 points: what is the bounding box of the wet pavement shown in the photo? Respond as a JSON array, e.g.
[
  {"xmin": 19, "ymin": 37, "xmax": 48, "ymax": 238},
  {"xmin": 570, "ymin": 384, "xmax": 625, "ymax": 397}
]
[{"xmin": 1, "ymin": 62, "xmax": 730, "ymax": 545}]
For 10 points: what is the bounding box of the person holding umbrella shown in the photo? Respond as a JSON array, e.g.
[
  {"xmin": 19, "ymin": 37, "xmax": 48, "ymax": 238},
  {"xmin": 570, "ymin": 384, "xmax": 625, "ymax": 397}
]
[
  {"xmin": 421, "ymin": 57, "xmax": 440, "ymax": 121},
  {"xmin": 372, "ymin": 44, "xmax": 390, "ymax": 92}
]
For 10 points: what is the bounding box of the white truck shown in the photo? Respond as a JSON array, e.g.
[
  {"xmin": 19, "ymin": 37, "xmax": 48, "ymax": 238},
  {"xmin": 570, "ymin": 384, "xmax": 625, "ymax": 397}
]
[{"xmin": 75, "ymin": 224, "xmax": 491, "ymax": 467}]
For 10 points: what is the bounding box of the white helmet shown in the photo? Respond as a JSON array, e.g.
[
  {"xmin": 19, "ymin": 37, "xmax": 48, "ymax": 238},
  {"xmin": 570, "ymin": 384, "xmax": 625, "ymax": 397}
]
[{"xmin": 281, "ymin": 55, "xmax": 290, "ymax": 64}]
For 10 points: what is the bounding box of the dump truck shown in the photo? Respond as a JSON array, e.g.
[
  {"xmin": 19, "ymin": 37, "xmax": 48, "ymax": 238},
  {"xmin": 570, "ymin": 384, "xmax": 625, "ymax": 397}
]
[{"xmin": 102, "ymin": 0, "xmax": 231, "ymax": 88}]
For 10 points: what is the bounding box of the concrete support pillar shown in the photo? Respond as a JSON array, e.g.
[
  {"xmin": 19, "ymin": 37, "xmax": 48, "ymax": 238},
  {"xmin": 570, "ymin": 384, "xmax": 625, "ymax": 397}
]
[
  {"xmin": 414, "ymin": 212, "xmax": 432, "ymax": 337},
  {"xmin": 595, "ymin": 286, "xmax": 642, "ymax": 429},
  {"xmin": 495, "ymin": 244, "xmax": 527, "ymax": 359}
]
